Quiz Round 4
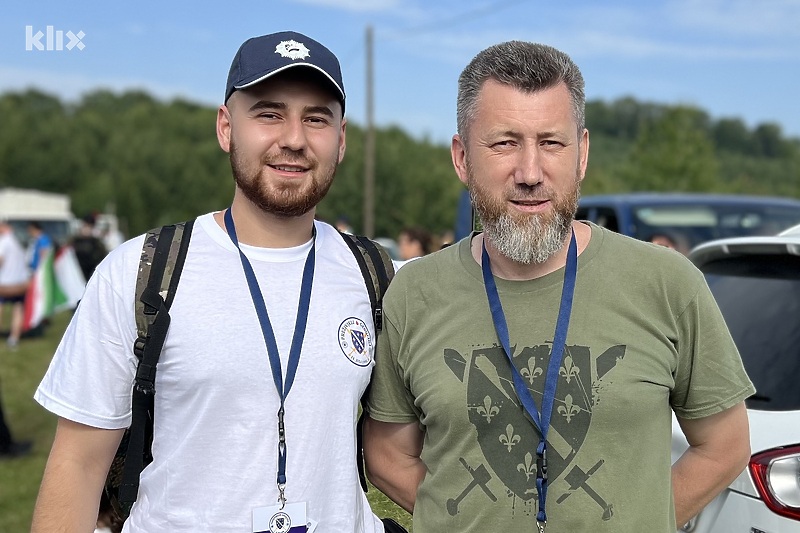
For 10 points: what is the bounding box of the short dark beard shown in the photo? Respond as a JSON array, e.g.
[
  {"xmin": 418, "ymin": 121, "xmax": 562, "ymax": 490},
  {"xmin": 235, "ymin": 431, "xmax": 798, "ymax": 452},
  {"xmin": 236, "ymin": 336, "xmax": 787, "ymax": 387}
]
[
  {"xmin": 229, "ymin": 140, "xmax": 336, "ymax": 218},
  {"xmin": 468, "ymin": 164, "xmax": 580, "ymax": 264}
]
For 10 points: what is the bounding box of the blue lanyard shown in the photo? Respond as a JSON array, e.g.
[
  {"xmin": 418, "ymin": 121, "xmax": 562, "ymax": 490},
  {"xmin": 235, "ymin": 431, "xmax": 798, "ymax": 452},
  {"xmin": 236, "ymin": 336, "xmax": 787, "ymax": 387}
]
[
  {"xmin": 480, "ymin": 230, "xmax": 577, "ymax": 533},
  {"xmin": 223, "ymin": 208, "xmax": 316, "ymax": 508}
]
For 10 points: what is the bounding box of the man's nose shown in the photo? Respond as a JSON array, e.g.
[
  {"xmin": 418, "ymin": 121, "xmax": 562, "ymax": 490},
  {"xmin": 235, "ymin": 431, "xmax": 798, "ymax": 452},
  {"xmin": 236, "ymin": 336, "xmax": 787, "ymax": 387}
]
[
  {"xmin": 279, "ymin": 118, "xmax": 307, "ymax": 151},
  {"xmin": 513, "ymin": 146, "xmax": 544, "ymax": 186}
]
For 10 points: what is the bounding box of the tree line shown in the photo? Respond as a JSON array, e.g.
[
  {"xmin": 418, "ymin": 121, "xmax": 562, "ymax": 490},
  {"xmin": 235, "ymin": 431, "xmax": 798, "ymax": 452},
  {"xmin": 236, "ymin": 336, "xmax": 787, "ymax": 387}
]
[{"xmin": 1, "ymin": 89, "xmax": 798, "ymax": 240}]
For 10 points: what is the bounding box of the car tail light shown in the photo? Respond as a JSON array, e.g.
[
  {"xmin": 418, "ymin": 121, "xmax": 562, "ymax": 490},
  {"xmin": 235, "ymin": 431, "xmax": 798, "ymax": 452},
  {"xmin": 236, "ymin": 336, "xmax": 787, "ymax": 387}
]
[{"xmin": 749, "ymin": 446, "xmax": 800, "ymax": 521}]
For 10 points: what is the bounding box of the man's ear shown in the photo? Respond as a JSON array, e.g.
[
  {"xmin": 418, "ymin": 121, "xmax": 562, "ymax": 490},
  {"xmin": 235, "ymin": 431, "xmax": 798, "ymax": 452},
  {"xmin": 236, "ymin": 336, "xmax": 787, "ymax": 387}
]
[
  {"xmin": 578, "ymin": 128, "xmax": 590, "ymax": 183},
  {"xmin": 216, "ymin": 104, "xmax": 232, "ymax": 153},
  {"xmin": 338, "ymin": 118, "xmax": 347, "ymax": 163},
  {"xmin": 451, "ymin": 134, "xmax": 469, "ymax": 187}
]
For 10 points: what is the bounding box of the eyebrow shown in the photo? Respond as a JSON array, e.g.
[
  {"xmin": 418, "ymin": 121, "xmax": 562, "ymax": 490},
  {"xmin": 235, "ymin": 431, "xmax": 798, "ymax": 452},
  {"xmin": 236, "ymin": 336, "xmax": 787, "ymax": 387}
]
[
  {"xmin": 248, "ymin": 100, "xmax": 284, "ymax": 113},
  {"xmin": 247, "ymin": 100, "xmax": 334, "ymax": 119},
  {"xmin": 537, "ymin": 130, "xmax": 567, "ymax": 140}
]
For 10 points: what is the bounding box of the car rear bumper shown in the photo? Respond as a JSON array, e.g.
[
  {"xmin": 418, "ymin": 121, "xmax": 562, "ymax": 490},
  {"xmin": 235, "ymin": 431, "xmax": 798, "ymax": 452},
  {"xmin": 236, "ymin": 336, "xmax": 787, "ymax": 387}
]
[{"xmin": 685, "ymin": 489, "xmax": 800, "ymax": 532}]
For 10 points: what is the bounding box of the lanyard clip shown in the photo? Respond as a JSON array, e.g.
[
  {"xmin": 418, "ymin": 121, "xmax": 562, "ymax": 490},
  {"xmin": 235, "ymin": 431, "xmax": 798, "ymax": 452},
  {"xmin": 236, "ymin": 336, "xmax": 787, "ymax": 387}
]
[
  {"xmin": 277, "ymin": 483, "xmax": 286, "ymax": 510},
  {"xmin": 536, "ymin": 446, "xmax": 548, "ymax": 483},
  {"xmin": 277, "ymin": 407, "xmax": 286, "ymax": 445},
  {"xmin": 537, "ymin": 519, "xmax": 546, "ymax": 533}
]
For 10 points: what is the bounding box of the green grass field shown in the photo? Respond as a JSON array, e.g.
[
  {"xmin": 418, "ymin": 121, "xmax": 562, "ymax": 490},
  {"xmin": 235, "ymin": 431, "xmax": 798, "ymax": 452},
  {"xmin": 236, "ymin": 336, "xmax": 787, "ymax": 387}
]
[{"xmin": 0, "ymin": 309, "xmax": 411, "ymax": 532}]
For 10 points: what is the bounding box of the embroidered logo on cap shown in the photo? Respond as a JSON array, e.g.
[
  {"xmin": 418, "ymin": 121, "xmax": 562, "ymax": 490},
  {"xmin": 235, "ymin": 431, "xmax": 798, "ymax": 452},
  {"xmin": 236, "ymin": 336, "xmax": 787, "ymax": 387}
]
[
  {"xmin": 338, "ymin": 317, "xmax": 373, "ymax": 367},
  {"xmin": 275, "ymin": 39, "xmax": 310, "ymax": 60}
]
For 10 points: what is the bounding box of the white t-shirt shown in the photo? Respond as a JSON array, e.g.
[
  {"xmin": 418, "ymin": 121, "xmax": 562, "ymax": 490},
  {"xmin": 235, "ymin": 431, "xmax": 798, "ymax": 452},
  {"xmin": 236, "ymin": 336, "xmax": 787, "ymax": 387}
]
[
  {"xmin": 0, "ymin": 231, "xmax": 30, "ymax": 285},
  {"xmin": 35, "ymin": 213, "xmax": 385, "ymax": 533}
]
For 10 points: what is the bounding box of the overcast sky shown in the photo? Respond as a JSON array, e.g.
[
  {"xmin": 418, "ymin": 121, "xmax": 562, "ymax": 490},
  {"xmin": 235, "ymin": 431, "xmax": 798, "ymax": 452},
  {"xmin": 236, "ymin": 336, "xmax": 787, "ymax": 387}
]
[{"xmin": 3, "ymin": 0, "xmax": 799, "ymax": 145}]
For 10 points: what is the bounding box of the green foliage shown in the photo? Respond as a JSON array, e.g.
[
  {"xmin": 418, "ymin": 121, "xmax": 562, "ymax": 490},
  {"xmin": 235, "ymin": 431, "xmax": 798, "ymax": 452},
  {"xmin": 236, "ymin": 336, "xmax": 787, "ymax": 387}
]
[
  {"xmin": 0, "ymin": 89, "xmax": 798, "ymax": 243},
  {"xmin": 584, "ymin": 97, "xmax": 799, "ymax": 197},
  {"xmin": 619, "ymin": 106, "xmax": 720, "ymax": 192}
]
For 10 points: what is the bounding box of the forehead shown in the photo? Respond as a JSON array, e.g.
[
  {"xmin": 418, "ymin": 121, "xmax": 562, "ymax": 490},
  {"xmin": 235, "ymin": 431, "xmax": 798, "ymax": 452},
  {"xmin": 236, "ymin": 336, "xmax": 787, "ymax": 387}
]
[
  {"xmin": 230, "ymin": 69, "xmax": 343, "ymax": 114},
  {"xmin": 473, "ymin": 79, "xmax": 576, "ymax": 133}
]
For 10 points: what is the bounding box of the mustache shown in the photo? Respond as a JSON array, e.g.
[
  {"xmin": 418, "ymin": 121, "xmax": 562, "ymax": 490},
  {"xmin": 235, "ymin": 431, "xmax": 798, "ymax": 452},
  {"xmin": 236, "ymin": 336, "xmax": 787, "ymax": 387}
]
[
  {"xmin": 507, "ymin": 183, "xmax": 555, "ymax": 201},
  {"xmin": 261, "ymin": 149, "xmax": 315, "ymax": 169}
]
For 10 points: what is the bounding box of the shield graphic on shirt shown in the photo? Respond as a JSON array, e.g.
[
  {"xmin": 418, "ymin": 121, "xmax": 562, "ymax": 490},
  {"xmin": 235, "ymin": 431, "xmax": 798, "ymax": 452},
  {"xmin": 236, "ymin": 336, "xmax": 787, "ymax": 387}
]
[
  {"xmin": 350, "ymin": 329, "xmax": 366, "ymax": 353},
  {"xmin": 450, "ymin": 342, "xmax": 624, "ymax": 500}
]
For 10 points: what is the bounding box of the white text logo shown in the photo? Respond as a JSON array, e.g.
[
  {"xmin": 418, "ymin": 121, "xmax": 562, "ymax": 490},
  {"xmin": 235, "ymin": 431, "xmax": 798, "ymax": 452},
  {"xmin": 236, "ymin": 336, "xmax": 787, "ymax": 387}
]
[{"xmin": 26, "ymin": 25, "xmax": 86, "ymax": 51}]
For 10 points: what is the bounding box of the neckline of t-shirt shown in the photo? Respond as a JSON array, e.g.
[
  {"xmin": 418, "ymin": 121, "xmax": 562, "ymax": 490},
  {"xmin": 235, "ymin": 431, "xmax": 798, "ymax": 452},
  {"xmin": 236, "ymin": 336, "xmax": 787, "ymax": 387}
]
[{"xmin": 198, "ymin": 212, "xmax": 316, "ymax": 263}]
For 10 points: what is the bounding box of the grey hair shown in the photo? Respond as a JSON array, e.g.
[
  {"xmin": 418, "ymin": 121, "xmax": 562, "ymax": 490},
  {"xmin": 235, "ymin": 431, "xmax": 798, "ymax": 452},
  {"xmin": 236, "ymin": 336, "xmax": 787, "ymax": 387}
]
[{"xmin": 456, "ymin": 41, "xmax": 585, "ymax": 143}]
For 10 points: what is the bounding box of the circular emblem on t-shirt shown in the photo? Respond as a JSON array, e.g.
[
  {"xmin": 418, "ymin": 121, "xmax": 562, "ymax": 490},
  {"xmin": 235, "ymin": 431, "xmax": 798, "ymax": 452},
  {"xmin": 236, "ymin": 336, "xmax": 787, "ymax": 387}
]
[
  {"xmin": 338, "ymin": 317, "xmax": 373, "ymax": 366},
  {"xmin": 269, "ymin": 511, "xmax": 291, "ymax": 533}
]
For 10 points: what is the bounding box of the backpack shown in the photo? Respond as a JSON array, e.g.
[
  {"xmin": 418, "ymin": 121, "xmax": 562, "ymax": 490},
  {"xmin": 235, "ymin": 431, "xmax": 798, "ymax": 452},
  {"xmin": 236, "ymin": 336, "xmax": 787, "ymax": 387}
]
[{"xmin": 104, "ymin": 220, "xmax": 395, "ymax": 521}]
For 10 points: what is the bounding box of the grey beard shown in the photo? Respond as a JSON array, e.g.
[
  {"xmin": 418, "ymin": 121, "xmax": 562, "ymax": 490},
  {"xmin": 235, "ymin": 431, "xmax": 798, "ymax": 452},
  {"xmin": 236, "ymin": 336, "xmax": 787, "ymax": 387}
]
[{"xmin": 482, "ymin": 210, "xmax": 572, "ymax": 265}]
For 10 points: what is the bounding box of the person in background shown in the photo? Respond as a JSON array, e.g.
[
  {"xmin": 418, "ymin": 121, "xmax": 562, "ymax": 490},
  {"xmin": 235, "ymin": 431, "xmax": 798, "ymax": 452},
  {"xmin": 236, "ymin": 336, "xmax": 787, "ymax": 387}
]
[
  {"xmin": 31, "ymin": 31, "xmax": 399, "ymax": 533},
  {"xmin": 647, "ymin": 230, "xmax": 691, "ymax": 256},
  {"xmin": 0, "ymin": 221, "xmax": 30, "ymax": 349},
  {"xmin": 71, "ymin": 214, "xmax": 108, "ymax": 282},
  {"xmin": 335, "ymin": 215, "xmax": 354, "ymax": 234},
  {"xmin": 397, "ymin": 226, "xmax": 433, "ymax": 260},
  {"xmin": 363, "ymin": 40, "xmax": 753, "ymax": 532},
  {"xmin": 27, "ymin": 221, "xmax": 53, "ymax": 273},
  {"xmin": 0, "ymin": 383, "xmax": 32, "ymax": 459}
]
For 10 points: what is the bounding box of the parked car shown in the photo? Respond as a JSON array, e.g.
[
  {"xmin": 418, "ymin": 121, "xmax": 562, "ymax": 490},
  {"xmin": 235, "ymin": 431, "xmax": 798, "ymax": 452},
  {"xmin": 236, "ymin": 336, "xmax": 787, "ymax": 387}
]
[
  {"xmin": 671, "ymin": 224, "xmax": 800, "ymax": 532},
  {"xmin": 576, "ymin": 193, "xmax": 800, "ymax": 253}
]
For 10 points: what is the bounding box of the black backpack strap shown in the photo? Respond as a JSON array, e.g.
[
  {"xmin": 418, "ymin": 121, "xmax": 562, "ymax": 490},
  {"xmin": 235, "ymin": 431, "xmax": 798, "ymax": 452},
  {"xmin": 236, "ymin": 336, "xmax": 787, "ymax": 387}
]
[
  {"xmin": 118, "ymin": 219, "xmax": 194, "ymax": 507},
  {"xmin": 337, "ymin": 231, "xmax": 396, "ymax": 492}
]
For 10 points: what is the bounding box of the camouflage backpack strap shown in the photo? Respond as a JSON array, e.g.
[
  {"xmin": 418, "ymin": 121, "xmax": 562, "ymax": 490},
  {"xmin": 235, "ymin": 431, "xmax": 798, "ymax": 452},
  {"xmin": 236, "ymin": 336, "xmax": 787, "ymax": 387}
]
[
  {"xmin": 134, "ymin": 220, "xmax": 195, "ymax": 342},
  {"xmin": 337, "ymin": 231, "xmax": 395, "ymax": 333},
  {"xmin": 107, "ymin": 219, "xmax": 195, "ymax": 519}
]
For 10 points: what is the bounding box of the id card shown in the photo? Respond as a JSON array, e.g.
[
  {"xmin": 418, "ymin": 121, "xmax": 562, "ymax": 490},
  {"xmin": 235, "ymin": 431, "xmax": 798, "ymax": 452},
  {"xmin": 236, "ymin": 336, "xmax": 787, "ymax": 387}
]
[{"xmin": 253, "ymin": 501, "xmax": 314, "ymax": 533}]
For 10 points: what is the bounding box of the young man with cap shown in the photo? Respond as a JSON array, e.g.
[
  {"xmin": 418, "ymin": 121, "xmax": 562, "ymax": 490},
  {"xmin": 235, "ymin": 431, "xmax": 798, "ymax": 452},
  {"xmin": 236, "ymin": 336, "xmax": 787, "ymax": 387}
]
[{"xmin": 32, "ymin": 31, "xmax": 387, "ymax": 532}]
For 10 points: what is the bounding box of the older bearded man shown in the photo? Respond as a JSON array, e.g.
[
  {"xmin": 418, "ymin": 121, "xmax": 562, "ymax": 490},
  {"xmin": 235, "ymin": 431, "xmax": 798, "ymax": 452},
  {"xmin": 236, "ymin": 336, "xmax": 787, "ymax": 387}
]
[{"xmin": 363, "ymin": 40, "xmax": 753, "ymax": 533}]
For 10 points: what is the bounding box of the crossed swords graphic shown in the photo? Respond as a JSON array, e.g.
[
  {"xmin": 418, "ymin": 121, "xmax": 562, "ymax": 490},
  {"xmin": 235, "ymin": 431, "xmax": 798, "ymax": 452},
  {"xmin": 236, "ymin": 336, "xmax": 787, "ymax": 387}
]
[
  {"xmin": 557, "ymin": 460, "xmax": 614, "ymax": 520},
  {"xmin": 447, "ymin": 457, "xmax": 612, "ymax": 520},
  {"xmin": 446, "ymin": 458, "xmax": 497, "ymax": 516}
]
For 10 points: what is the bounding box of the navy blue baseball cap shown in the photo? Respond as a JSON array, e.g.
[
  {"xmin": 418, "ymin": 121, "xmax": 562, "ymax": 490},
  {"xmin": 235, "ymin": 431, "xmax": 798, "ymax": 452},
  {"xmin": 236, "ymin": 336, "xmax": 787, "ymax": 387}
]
[{"xmin": 225, "ymin": 31, "xmax": 345, "ymax": 113}]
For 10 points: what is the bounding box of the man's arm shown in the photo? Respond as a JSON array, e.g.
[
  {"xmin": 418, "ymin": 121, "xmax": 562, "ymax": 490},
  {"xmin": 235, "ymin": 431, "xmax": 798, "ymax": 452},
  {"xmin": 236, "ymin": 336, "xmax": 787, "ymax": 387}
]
[
  {"xmin": 363, "ymin": 416, "xmax": 425, "ymax": 514},
  {"xmin": 671, "ymin": 401, "xmax": 751, "ymax": 526},
  {"xmin": 31, "ymin": 418, "xmax": 124, "ymax": 533}
]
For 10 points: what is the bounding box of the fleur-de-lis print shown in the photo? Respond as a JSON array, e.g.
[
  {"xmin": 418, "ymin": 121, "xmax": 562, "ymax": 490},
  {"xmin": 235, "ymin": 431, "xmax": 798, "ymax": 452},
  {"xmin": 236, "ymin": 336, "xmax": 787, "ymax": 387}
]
[
  {"xmin": 476, "ymin": 395, "xmax": 500, "ymax": 423},
  {"xmin": 517, "ymin": 452, "xmax": 536, "ymax": 481},
  {"xmin": 498, "ymin": 424, "xmax": 521, "ymax": 452},
  {"xmin": 559, "ymin": 354, "xmax": 580, "ymax": 384},
  {"xmin": 557, "ymin": 394, "xmax": 581, "ymax": 423},
  {"xmin": 520, "ymin": 357, "xmax": 543, "ymax": 385}
]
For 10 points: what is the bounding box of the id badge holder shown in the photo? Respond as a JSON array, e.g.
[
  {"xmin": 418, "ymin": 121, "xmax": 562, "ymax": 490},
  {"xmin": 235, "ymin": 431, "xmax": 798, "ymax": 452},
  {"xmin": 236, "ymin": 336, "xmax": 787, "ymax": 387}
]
[{"xmin": 253, "ymin": 501, "xmax": 315, "ymax": 533}]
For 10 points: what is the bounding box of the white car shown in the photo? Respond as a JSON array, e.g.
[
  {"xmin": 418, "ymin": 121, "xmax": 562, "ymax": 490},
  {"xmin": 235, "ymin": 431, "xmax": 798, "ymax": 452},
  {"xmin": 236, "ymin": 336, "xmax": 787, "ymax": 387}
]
[{"xmin": 672, "ymin": 224, "xmax": 800, "ymax": 532}]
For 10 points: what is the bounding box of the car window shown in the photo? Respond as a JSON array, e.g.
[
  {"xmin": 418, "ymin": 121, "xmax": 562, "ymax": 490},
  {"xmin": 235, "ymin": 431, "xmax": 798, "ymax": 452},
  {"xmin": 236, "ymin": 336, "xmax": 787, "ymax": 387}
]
[
  {"xmin": 704, "ymin": 263, "xmax": 800, "ymax": 411},
  {"xmin": 631, "ymin": 203, "xmax": 800, "ymax": 249}
]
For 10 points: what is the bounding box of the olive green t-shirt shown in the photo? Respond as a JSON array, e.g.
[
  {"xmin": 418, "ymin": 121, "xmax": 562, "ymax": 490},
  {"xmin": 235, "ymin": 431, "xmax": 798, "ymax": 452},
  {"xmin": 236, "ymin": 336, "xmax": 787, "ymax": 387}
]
[{"xmin": 367, "ymin": 222, "xmax": 754, "ymax": 532}]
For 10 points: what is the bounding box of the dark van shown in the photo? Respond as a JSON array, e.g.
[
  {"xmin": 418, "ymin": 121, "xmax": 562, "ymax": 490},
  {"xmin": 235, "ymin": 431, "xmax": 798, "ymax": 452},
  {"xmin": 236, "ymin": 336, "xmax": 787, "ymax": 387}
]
[{"xmin": 576, "ymin": 193, "xmax": 800, "ymax": 252}]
